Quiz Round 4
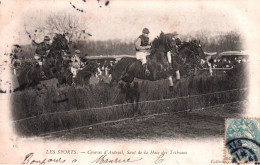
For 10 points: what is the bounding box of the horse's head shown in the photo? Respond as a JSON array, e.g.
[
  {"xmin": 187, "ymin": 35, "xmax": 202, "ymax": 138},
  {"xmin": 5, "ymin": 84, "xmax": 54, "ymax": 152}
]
[
  {"xmin": 178, "ymin": 40, "xmax": 205, "ymax": 66},
  {"xmin": 51, "ymin": 33, "xmax": 69, "ymax": 52},
  {"xmin": 189, "ymin": 40, "xmax": 205, "ymax": 58},
  {"xmin": 179, "ymin": 40, "xmax": 204, "ymax": 58}
]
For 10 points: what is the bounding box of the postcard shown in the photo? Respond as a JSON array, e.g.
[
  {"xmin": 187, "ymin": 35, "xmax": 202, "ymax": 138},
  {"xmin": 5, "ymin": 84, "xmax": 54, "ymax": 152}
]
[{"xmin": 0, "ymin": 0, "xmax": 260, "ymax": 164}]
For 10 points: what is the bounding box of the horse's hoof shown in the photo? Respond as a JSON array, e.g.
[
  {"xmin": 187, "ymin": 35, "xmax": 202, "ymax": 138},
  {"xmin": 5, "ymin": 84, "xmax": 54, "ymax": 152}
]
[{"xmin": 145, "ymin": 71, "xmax": 150, "ymax": 77}]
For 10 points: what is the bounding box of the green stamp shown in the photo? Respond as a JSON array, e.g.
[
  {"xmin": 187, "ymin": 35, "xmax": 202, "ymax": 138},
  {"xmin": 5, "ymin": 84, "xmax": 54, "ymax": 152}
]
[{"xmin": 225, "ymin": 118, "xmax": 260, "ymax": 163}]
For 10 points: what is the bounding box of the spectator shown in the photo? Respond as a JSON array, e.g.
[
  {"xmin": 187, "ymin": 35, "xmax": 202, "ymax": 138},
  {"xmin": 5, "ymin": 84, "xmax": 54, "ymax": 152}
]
[
  {"xmin": 226, "ymin": 60, "xmax": 233, "ymax": 68},
  {"xmin": 71, "ymin": 49, "xmax": 81, "ymax": 78},
  {"xmin": 219, "ymin": 58, "xmax": 227, "ymax": 68},
  {"xmin": 216, "ymin": 58, "xmax": 221, "ymax": 68},
  {"xmin": 213, "ymin": 59, "xmax": 218, "ymax": 68}
]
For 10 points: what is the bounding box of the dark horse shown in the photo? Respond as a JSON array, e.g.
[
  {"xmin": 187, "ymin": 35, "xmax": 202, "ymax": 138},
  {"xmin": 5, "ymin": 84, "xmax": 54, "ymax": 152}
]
[
  {"xmin": 58, "ymin": 60, "xmax": 98, "ymax": 86},
  {"xmin": 109, "ymin": 32, "xmax": 205, "ymax": 115},
  {"xmin": 110, "ymin": 33, "xmax": 205, "ymax": 85},
  {"xmin": 110, "ymin": 32, "xmax": 175, "ymax": 85},
  {"xmin": 15, "ymin": 34, "xmax": 69, "ymax": 91},
  {"xmin": 176, "ymin": 40, "xmax": 205, "ymax": 77}
]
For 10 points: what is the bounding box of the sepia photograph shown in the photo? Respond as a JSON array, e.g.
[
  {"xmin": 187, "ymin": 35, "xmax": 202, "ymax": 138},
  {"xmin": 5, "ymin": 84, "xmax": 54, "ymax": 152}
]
[{"xmin": 0, "ymin": 0, "xmax": 260, "ymax": 164}]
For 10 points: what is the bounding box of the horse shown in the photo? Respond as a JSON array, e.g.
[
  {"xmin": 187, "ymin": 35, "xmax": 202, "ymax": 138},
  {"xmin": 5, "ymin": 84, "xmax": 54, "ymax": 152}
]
[
  {"xmin": 56, "ymin": 59, "xmax": 98, "ymax": 86},
  {"xmin": 74, "ymin": 60, "xmax": 98, "ymax": 86},
  {"xmin": 109, "ymin": 33, "xmax": 205, "ymax": 115},
  {"xmin": 110, "ymin": 32, "xmax": 174, "ymax": 84},
  {"xmin": 46, "ymin": 34, "xmax": 69, "ymax": 68},
  {"xmin": 15, "ymin": 33, "xmax": 69, "ymax": 91},
  {"xmin": 177, "ymin": 40, "xmax": 205, "ymax": 77},
  {"xmin": 110, "ymin": 34, "xmax": 205, "ymax": 85}
]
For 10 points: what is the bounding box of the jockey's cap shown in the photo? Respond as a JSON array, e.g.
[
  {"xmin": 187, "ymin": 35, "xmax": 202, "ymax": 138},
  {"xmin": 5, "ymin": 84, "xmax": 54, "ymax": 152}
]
[
  {"xmin": 142, "ymin": 28, "xmax": 150, "ymax": 34},
  {"xmin": 75, "ymin": 49, "xmax": 80, "ymax": 54},
  {"xmin": 44, "ymin": 36, "xmax": 51, "ymax": 41},
  {"xmin": 172, "ymin": 31, "xmax": 178, "ymax": 36}
]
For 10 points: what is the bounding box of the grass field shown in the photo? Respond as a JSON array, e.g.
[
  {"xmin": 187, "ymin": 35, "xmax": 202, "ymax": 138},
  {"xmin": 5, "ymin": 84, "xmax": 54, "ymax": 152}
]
[
  {"xmin": 44, "ymin": 101, "xmax": 246, "ymax": 140},
  {"xmin": 11, "ymin": 69, "xmax": 247, "ymax": 137}
]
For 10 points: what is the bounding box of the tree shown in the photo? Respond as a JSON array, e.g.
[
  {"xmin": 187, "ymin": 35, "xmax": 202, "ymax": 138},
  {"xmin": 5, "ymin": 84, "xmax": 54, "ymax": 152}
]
[{"xmin": 24, "ymin": 12, "xmax": 90, "ymax": 44}]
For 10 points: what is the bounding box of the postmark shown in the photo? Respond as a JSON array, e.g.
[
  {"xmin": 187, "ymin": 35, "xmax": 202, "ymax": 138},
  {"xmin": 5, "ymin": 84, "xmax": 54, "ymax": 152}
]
[{"xmin": 224, "ymin": 118, "xmax": 260, "ymax": 163}]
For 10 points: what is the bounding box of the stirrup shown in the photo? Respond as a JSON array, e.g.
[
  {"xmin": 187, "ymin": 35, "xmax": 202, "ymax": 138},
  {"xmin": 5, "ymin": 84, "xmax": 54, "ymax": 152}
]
[
  {"xmin": 40, "ymin": 71, "xmax": 47, "ymax": 79},
  {"xmin": 145, "ymin": 69, "xmax": 150, "ymax": 76}
]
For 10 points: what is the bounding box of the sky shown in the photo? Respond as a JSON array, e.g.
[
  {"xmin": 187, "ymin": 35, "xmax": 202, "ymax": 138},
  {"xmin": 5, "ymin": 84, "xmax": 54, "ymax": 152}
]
[{"xmin": 0, "ymin": 0, "xmax": 248, "ymax": 48}]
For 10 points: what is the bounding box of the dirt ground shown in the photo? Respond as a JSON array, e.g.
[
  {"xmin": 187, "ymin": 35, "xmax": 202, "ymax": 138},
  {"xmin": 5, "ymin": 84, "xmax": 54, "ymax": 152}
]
[{"xmin": 44, "ymin": 101, "xmax": 246, "ymax": 140}]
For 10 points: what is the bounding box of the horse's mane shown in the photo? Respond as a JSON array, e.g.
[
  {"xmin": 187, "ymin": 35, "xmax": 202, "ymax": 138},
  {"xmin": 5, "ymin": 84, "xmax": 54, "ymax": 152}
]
[
  {"xmin": 178, "ymin": 40, "xmax": 199, "ymax": 52},
  {"xmin": 150, "ymin": 32, "xmax": 171, "ymax": 54},
  {"xmin": 150, "ymin": 34, "xmax": 161, "ymax": 52},
  {"xmin": 178, "ymin": 41, "xmax": 191, "ymax": 52}
]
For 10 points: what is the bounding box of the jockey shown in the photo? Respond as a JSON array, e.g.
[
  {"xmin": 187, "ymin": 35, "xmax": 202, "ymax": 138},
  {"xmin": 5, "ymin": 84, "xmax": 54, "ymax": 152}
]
[
  {"xmin": 10, "ymin": 45, "xmax": 20, "ymax": 75},
  {"xmin": 34, "ymin": 36, "xmax": 51, "ymax": 67},
  {"xmin": 71, "ymin": 49, "xmax": 82, "ymax": 78},
  {"xmin": 167, "ymin": 31, "xmax": 181, "ymax": 80},
  {"xmin": 135, "ymin": 28, "xmax": 151, "ymax": 76}
]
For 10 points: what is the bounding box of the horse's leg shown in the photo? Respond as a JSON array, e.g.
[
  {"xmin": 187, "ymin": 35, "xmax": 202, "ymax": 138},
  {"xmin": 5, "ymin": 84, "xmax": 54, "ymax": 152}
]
[
  {"xmin": 152, "ymin": 67, "xmax": 157, "ymax": 80},
  {"xmin": 209, "ymin": 65, "xmax": 213, "ymax": 77},
  {"xmin": 66, "ymin": 73, "xmax": 73, "ymax": 86},
  {"xmin": 176, "ymin": 70, "xmax": 181, "ymax": 80},
  {"xmin": 126, "ymin": 82, "xmax": 139, "ymax": 116},
  {"xmin": 167, "ymin": 51, "xmax": 172, "ymax": 70},
  {"xmin": 168, "ymin": 76, "xmax": 174, "ymax": 91},
  {"xmin": 13, "ymin": 68, "xmax": 16, "ymax": 75},
  {"xmin": 133, "ymin": 82, "xmax": 141, "ymax": 115},
  {"xmin": 194, "ymin": 67, "xmax": 198, "ymax": 76},
  {"xmin": 109, "ymin": 78, "xmax": 115, "ymax": 87}
]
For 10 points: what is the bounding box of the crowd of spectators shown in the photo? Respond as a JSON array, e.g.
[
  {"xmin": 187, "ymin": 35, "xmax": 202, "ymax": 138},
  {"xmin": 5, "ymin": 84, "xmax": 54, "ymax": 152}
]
[
  {"xmin": 204, "ymin": 56, "xmax": 248, "ymax": 69},
  {"xmin": 95, "ymin": 60, "xmax": 115, "ymax": 78}
]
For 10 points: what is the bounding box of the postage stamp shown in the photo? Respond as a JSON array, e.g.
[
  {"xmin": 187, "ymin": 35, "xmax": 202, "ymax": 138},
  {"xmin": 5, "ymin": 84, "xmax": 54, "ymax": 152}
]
[{"xmin": 225, "ymin": 118, "xmax": 260, "ymax": 163}]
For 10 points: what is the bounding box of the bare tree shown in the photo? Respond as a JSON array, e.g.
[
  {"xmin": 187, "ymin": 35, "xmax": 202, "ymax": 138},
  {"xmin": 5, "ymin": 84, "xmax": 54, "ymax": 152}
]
[{"xmin": 24, "ymin": 12, "xmax": 90, "ymax": 44}]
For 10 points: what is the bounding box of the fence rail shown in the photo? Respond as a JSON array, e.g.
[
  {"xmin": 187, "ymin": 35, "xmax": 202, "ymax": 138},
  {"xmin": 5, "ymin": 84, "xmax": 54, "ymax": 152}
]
[{"xmin": 200, "ymin": 68, "xmax": 232, "ymax": 70}]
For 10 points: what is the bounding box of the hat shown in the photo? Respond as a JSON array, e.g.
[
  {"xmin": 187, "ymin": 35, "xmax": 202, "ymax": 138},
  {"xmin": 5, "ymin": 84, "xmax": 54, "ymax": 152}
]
[
  {"xmin": 142, "ymin": 28, "xmax": 150, "ymax": 34},
  {"xmin": 75, "ymin": 49, "xmax": 80, "ymax": 54},
  {"xmin": 172, "ymin": 31, "xmax": 178, "ymax": 36},
  {"xmin": 44, "ymin": 36, "xmax": 51, "ymax": 41},
  {"xmin": 13, "ymin": 44, "xmax": 21, "ymax": 48}
]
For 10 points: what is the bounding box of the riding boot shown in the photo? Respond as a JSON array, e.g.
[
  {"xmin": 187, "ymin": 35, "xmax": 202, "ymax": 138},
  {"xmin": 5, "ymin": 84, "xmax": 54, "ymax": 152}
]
[
  {"xmin": 143, "ymin": 63, "xmax": 150, "ymax": 76},
  {"xmin": 167, "ymin": 52, "xmax": 173, "ymax": 70}
]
